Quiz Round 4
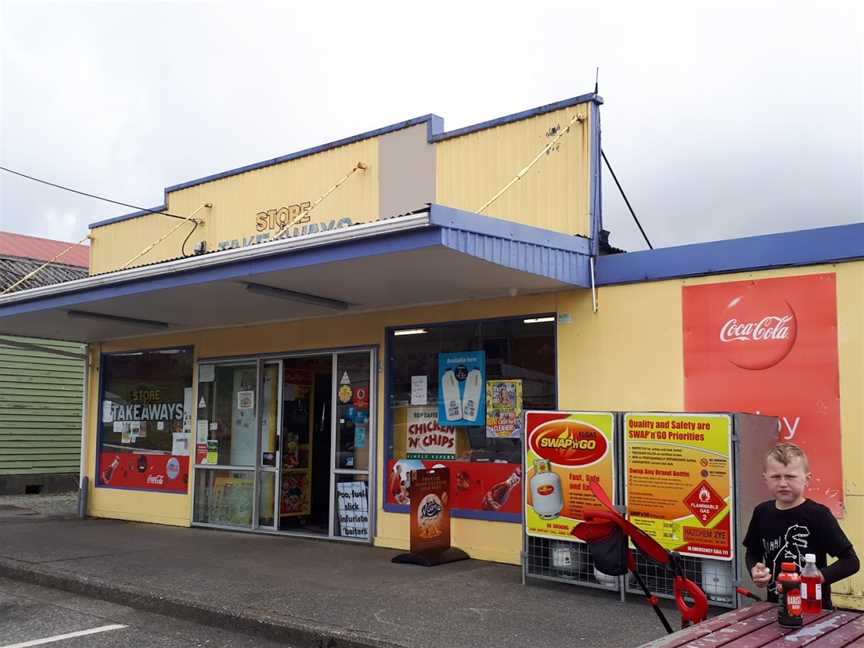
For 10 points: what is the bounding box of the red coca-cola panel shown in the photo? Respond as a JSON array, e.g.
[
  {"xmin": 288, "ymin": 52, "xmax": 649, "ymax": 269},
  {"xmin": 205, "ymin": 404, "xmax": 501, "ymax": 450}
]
[
  {"xmin": 387, "ymin": 459, "xmax": 521, "ymax": 515},
  {"xmin": 99, "ymin": 451, "xmax": 189, "ymax": 493},
  {"xmin": 683, "ymin": 273, "xmax": 843, "ymax": 516}
]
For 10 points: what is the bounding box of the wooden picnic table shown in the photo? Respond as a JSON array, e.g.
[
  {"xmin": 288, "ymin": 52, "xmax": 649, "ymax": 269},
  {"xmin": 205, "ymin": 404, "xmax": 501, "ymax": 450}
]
[{"xmin": 639, "ymin": 601, "xmax": 864, "ymax": 647}]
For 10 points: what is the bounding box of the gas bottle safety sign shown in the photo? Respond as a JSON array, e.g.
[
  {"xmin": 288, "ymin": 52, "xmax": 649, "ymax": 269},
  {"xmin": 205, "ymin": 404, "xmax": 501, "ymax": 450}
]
[
  {"xmin": 523, "ymin": 411, "xmax": 616, "ymax": 541},
  {"xmin": 623, "ymin": 412, "xmax": 734, "ymax": 560}
]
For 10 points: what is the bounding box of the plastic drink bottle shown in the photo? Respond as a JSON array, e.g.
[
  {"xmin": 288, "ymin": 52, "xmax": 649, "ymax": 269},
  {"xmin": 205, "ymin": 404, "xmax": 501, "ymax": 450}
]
[
  {"xmin": 777, "ymin": 562, "xmax": 803, "ymax": 628},
  {"xmin": 801, "ymin": 553, "xmax": 823, "ymax": 614}
]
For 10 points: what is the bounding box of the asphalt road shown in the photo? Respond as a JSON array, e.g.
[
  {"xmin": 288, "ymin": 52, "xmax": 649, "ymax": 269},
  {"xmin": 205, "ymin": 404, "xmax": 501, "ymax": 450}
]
[{"xmin": 0, "ymin": 577, "xmax": 292, "ymax": 648}]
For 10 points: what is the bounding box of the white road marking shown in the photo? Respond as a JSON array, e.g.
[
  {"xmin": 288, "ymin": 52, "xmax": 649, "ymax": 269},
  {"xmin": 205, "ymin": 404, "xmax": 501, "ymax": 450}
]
[{"xmin": 0, "ymin": 624, "xmax": 127, "ymax": 648}]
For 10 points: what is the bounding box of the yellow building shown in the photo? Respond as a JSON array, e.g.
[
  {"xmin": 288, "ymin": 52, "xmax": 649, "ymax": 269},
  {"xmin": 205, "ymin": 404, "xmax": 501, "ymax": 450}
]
[{"xmin": 0, "ymin": 92, "xmax": 860, "ymax": 608}]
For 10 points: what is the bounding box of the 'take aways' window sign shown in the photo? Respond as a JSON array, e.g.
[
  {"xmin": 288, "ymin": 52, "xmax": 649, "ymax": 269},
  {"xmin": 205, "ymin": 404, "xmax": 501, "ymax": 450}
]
[{"xmin": 438, "ymin": 351, "xmax": 486, "ymax": 426}]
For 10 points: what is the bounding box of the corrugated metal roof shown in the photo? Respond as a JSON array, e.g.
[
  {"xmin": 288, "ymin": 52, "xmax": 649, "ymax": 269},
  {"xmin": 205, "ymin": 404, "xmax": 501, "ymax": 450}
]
[
  {"xmin": 0, "ymin": 256, "xmax": 88, "ymax": 293},
  {"xmin": 0, "ymin": 232, "xmax": 89, "ymax": 268}
]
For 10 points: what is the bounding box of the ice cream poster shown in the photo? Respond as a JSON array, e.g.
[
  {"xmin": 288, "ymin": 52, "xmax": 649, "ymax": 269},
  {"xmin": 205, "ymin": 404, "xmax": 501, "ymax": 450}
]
[
  {"xmin": 485, "ymin": 379, "xmax": 522, "ymax": 438},
  {"xmin": 438, "ymin": 351, "xmax": 485, "ymax": 426}
]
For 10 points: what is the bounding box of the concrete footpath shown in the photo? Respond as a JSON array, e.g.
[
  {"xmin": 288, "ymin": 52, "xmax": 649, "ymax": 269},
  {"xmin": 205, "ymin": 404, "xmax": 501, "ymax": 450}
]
[{"xmin": 0, "ymin": 500, "xmax": 682, "ymax": 648}]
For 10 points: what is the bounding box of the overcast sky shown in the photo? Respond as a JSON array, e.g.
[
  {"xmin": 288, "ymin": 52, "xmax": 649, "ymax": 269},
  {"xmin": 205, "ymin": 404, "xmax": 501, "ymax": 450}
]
[{"xmin": 0, "ymin": 1, "xmax": 861, "ymax": 252}]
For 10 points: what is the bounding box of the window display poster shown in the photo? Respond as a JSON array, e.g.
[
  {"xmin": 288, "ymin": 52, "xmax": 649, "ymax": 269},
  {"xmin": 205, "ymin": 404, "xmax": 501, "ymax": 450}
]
[
  {"xmin": 409, "ymin": 468, "xmax": 451, "ymax": 553},
  {"xmin": 387, "ymin": 458, "xmax": 522, "ymax": 516},
  {"xmin": 683, "ymin": 274, "xmax": 843, "ymax": 517},
  {"xmin": 524, "ymin": 411, "xmax": 616, "ymax": 541},
  {"xmin": 406, "ymin": 406, "xmax": 457, "ymax": 460},
  {"xmin": 438, "ymin": 351, "xmax": 486, "ymax": 426},
  {"xmin": 337, "ymin": 481, "xmax": 369, "ymax": 539},
  {"xmin": 623, "ymin": 413, "xmax": 734, "ymax": 560},
  {"xmin": 410, "ymin": 375, "xmax": 428, "ymax": 405},
  {"xmin": 485, "ymin": 379, "xmax": 523, "ymax": 438},
  {"xmin": 99, "ymin": 451, "xmax": 189, "ymax": 493}
]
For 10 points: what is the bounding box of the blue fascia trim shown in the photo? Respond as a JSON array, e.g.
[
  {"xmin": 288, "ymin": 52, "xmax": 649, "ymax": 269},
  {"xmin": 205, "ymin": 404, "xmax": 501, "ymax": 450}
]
[
  {"xmin": 382, "ymin": 502, "xmax": 520, "ymax": 523},
  {"xmin": 0, "ymin": 228, "xmax": 444, "ymax": 318},
  {"xmin": 90, "ymin": 205, "xmax": 167, "ymax": 229},
  {"xmin": 595, "ymin": 222, "xmax": 864, "ymax": 286},
  {"xmin": 430, "ymin": 92, "xmax": 601, "ymax": 143},
  {"xmin": 89, "ymin": 114, "xmax": 444, "ymax": 229},
  {"xmin": 428, "ymin": 204, "xmax": 591, "ymax": 254}
]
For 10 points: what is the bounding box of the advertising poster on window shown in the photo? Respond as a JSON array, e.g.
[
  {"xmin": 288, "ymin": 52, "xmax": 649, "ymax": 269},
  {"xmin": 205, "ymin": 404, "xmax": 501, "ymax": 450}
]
[
  {"xmin": 438, "ymin": 351, "xmax": 486, "ymax": 426},
  {"xmin": 337, "ymin": 481, "xmax": 369, "ymax": 539},
  {"xmin": 98, "ymin": 348, "xmax": 193, "ymax": 493},
  {"xmin": 624, "ymin": 413, "xmax": 733, "ymax": 560},
  {"xmin": 524, "ymin": 411, "xmax": 616, "ymax": 541},
  {"xmin": 387, "ymin": 459, "xmax": 522, "ymax": 516},
  {"xmin": 485, "ymin": 379, "xmax": 523, "ymax": 438},
  {"xmin": 409, "ymin": 468, "xmax": 451, "ymax": 553},
  {"xmin": 682, "ymin": 274, "xmax": 843, "ymax": 516},
  {"xmin": 405, "ymin": 406, "xmax": 457, "ymax": 460}
]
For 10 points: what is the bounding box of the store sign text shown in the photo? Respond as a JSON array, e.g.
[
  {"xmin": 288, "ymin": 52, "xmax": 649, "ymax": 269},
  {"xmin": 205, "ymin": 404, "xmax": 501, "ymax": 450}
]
[{"xmin": 218, "ymin": 215, "xmax": 354, "ymax": 251}]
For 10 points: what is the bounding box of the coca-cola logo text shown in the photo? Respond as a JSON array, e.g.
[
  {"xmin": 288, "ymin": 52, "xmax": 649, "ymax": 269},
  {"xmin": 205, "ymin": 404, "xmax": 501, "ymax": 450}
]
[
  {"xmin": 718, "ymin": 294, "xmax": 798, "ymax": 370},
  {"xmin": 720, "ymin": 315, "xmax": 793, "ymax": 343}
]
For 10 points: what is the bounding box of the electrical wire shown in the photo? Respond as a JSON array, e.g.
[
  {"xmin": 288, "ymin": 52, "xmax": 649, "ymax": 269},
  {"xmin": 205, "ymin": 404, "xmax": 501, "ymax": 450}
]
[
  {"xmin": 477, "ymin": 110, "xmax": 586, "ymax": 215},
  {"xmin": 1, "ymin": 233, "xmax": 92, "ymax": 295},
  {"xmin": 271, "ymin": 162, "xmax": 368, "ymax": 242},
  {"xmin": 120, "ymin": 204, "xmax": 209, "ymax": 270},
  {"xmin": 181, "ymin": 219, "xmax": 200, "ymax": 257},
  {"xmin": 601, "ymin": 150, "xmax": 653, "ymax": 250},
  {"xmin": 0, "ymin": 165, "xmax": 192, "ymax": 221}
]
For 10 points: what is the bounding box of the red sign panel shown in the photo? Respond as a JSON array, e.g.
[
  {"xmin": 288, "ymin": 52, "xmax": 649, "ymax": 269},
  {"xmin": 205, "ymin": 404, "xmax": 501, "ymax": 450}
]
[
  {"xmin": 409, "ymin": 467, "xmax": 451, "ymax": 553},
  {"xmin": 99, "ymin": 451, "xmax": 189, "ymax": 493},
  {"xmin": 387, "ymin": 459, "xmax": 522, "ymax": 515},
  {"xmin": 683, "ymin": 273, "xmax": 843, "ymax": 516}
]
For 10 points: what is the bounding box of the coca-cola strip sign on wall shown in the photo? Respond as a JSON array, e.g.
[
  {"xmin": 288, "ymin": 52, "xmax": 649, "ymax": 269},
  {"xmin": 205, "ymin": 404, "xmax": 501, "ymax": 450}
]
[{"xmin": 683, "ymin": 273, "xmax": 843, "ymax": 517}]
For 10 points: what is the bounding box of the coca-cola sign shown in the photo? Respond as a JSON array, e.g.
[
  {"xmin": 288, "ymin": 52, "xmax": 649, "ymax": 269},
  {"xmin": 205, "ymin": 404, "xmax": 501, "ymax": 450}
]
[
  {"xmin": 718, "ymin": 293, "xmax": 798, "ymax": 370},
  {"xmin": 684, "ymin": 273, "xmax": 843, "ymax": 517}
]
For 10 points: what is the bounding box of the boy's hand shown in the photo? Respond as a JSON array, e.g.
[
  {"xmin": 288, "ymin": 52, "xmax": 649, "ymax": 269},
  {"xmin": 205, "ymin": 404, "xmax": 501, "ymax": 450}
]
[{"xmin": 751, "ymin": 562, "xmax": 771, "ymax": 587}]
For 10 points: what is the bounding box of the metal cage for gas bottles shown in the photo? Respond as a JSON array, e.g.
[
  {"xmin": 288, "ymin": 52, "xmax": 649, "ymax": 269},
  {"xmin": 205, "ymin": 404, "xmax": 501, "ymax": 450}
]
[{"xmin": 522, "ymin": 411, "xmax": 777, "ymax": 610}]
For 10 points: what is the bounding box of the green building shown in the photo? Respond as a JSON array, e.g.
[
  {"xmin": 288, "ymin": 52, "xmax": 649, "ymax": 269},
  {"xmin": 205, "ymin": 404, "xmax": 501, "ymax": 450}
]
[{"xmin": 0, "ymin": 232, "xmax": 88, "ymax": 494}]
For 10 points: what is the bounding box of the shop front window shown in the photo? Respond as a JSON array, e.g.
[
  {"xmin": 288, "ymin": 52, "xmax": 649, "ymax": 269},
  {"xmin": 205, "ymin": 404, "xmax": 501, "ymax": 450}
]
[
  {"xmin": 97, "ymin": 347, "xmax": 194, "ymax": 493},
  {"xmin": 385, "ymin": 316, "xmax": 555, "ymax": 521}
]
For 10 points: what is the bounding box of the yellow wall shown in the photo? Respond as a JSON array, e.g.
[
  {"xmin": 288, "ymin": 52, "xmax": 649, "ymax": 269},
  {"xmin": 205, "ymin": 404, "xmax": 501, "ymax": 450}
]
[
  {"xmin": 436, "ymin": 101, "xmax": 594, "ymax": 236},
  {"xmin": 84, "ymin": 292, "xmax": 559, "ymax": 563},
  {"xmin": 82, "ymin": 258, "xmax": 863, "ymax": 605},
  {"xmin": 557, "ymin": 261, "xmax": 864, "ymax": 607},
  {"xmin": 89, "ymin": 99, "xmax": 597, "ymax": 275},
  {"xmin": 89, "ymin": 137, "xmax": 380, "ymax": 274}
]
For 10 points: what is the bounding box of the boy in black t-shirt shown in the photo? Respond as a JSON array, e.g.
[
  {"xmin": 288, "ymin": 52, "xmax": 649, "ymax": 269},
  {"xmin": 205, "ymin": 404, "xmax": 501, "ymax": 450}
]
[{"xmin": 743, "ymin": 443, "xmax": 859, "ymax": 609}]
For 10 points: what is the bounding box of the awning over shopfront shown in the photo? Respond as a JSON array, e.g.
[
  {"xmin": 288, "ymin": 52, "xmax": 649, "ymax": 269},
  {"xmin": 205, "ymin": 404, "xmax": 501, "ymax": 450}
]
[{"xmin": 0, "ymin": 205, "xmax": 591, "ymax": 343}]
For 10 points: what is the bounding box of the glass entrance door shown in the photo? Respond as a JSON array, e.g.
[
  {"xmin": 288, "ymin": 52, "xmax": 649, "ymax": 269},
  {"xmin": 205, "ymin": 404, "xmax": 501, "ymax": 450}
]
[
  {"xmin": 193, "ymin": 349, "xmax": 375, "ymax": 543},
  {"xmin": 332, "ymin": 352, "xmax": 372, "ymax": 540}
]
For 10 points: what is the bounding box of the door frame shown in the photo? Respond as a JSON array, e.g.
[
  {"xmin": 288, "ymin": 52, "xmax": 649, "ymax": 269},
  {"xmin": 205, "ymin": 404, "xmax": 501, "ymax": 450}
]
[{"xmin": 192, "ymin": 346, "xmax": 377, "ymax": 544}]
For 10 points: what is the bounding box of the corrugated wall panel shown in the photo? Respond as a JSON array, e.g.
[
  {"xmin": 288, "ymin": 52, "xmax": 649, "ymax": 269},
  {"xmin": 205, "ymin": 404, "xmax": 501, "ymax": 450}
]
[
  {"xmin": 436, "ymin": 102, "xmax": 594, "ymax": 237},
  {"xmin": 90, "ymin": 137, "xmax": 380, "ymax": 274},
  {"xmin": 0, "ymin": 337, "xmax": 83, "ymax": 475}
]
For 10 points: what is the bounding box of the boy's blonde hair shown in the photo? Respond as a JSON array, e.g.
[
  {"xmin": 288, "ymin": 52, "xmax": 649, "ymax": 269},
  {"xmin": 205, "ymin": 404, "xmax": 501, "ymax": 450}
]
[{"xmin": 766, "ymin": 443, "xmax": 810, "ymax": 472}]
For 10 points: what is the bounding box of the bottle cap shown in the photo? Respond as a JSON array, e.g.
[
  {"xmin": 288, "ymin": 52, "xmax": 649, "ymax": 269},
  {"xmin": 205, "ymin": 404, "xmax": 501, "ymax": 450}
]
[
  {"xmin": 781, "ymin": 562, "xmax": 797, "ymax": 571},
  {"xmin": 805, "ymin": 553, "xmax": 816, "ymax": 562},
  {"xmin": 533, "ymin": 459, "xmax": 550, "ymax": 473}
]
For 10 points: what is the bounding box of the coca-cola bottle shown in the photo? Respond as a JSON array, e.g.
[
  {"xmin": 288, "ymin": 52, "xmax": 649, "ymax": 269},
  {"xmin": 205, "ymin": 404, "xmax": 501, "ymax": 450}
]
[
  {"xmin": 102, "ymin": 457, "xmax": 120, "ymax": 484},
  {"xmin": 481, "ymin": 468, "xmax": 521, "ymax": 511}
]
